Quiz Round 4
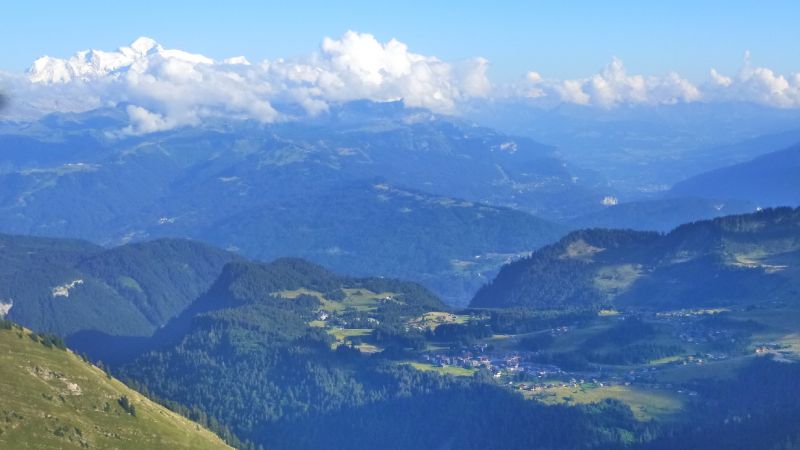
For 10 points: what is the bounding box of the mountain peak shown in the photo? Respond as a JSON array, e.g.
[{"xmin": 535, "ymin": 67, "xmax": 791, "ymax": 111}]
[
  {"xmin": 128, "ymin": 36, "xmax": 161, "ymax": 55},
  {"xmin": 26, "ymin": 36, "xmax": 209, "ymax": 84}
]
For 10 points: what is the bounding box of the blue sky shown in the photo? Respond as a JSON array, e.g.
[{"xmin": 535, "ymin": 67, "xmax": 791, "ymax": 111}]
[{"xmin": 2, "ymin": 0, "xmax": 798, "ymax": 81}]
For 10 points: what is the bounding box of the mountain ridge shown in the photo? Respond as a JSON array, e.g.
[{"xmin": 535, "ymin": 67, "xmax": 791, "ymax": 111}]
[
  {"xmin": 472, "ymin": 207, "xmax": 800, "ymax": 309},
  {"xmin": 0, "ymin": 320, "xmax": 232, "ymax": 450}
]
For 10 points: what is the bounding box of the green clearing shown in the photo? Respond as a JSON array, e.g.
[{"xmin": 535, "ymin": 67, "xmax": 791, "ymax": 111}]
[
  {"xmin": 327, "ymin": 328, "xmax": 375, "ymax": 351},
  {"xmin": 649, "ymin": 355, "xmax": 684, "ymax": 365},
  {"xmin": 0, "ymin": 325, "xmax": 230, "ymax": 450},
  {"xmin": 546, "ymin": 321, "xmax": 615, "ymax": 353},
  {"xmin": 423, "ymin": 342, "xmax": 451, "ymax": 352},
  {"xmin": 275, "ymin": 288, "xmax": 398, "ymax": 313},
  {"xmin": 728, "ymin": 307, "xmax": 800, "ymax": 358},
  {"xmin": 407, "ymin": 362, "xmax": 476, "ymax": 377},
  {"xmin": 730, "ymin": 306, "xmax": 800, "ymax": 332},
  {"xmin": 475, "ymin": 333, "xmax": 520, "ymax": 351},
  {"xmin": 354, "ymin": 343, "xmax": 382, "ymax": 353},
  {"xmin": 116, "ymin": 275, "xmax": 143, "ymax": 293},
  {"xmin": 449, "ymin": 251, "xmax": 532, "ymax": 275},
  {"xmin": 593, "ymin": 264, "xmax": 642, "ymax": 296},
  {"xmin": 329, "ymin": 328, "xmax": 373, "ymax": 341},
  {"xmin": 273, "ymin": 288, "xmax": 326, "ymax": 301},
  {"xmin": 408, "ymin": 311, "xmax": 470, "ymax": 330},
  {"xmin": 279, "ymin": 287, "xmax": 402, "ymax": 352},
  {"xmin": 655, "ymin": 356, "xmax": 753, "ymax": 383},
  {"xmin": 339, "ymin": 288, "xmax": 399, "ymax": 311},
  {"xmin": 527, "ymin": 384, "xmax": 682, "ymax": 422}
]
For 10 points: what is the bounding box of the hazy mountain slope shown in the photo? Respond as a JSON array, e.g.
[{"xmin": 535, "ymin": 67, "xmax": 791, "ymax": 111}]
[
  {"xmin": 467, "ymin": 101, "xmax": 800, "ymax": 195},
  {"xmin": 670, "ymin": 143, "xmax": 800, "ymax": 207},
  {"xmin": 686, "ymin": 128, "xmax": 800, "ymax": 171},
  {"xmin": 472, "ymin": 207, "xmax": 800, "ymax": 309},
  {"xmin": 568, "ymin": 135, "xmax": 800, "ymax": 232},
  {"xmin": 0, "ymin": 234, "xmax": 237, "ymax": 336},
  {"xmin": 0, "ymin": 108, "xmax": 575, "ymax": 304},
  {"xmin": 570, "ymin": 197, "xmax": 756, "ymax": 231},
  {"xmin": 182, "ymin": 181, "xmax": 565, "ymax": 304},
  {"xmin": 0, "ymin": 134, "xmax": 113, "ymax": 174},
  {"xmin": 0, "ymin": 321, "xmax": 231, "ymax": 450}
]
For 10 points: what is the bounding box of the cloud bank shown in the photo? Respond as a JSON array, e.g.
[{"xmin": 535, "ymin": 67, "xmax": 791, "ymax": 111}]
[
  {"xmin": 518, "ymin": 57, "xmax": 701, "ymax": 107},
  {"xmin": 3, "ymin": 32, "xmax": 800, "ymax": 133},
  {"xmin": 705, "ymin": 52, "xmax": 800, "ymax": 108},
  {"xmin": 12, "ymin": 32, "xmax": 491, "ymax": 133}
]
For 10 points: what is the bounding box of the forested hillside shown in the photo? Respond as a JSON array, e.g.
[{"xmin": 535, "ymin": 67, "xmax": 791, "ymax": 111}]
[
  {"xmin": 110, "ymin": 259, "xmax": 645, "ymax": 449},
  {"xmin": 0, "ymin": 234, "xmax": 237, "ymax": 336},
  {"xmin": 472, "ymin": 207, "xmax": 800, "ymax": 309},
  {"xmin": 0, "ymin": 106, "xmax": 582, "ymax": 304}
]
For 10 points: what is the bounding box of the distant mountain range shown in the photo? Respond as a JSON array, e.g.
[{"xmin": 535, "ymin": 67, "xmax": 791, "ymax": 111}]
[
  {"xmin": 569, "ymin": 139, "xmax": 800, "ymax": 232},
  {"xmin": 570, "ymin": 196, "xmax": 756, "ymax": 232},
  {"xmin": 0, "ymin": 102, "xmax": 588, "ymax": 304},
  {"xmin": 3, "ymin": 101, "xmax": 799, "ymax": 304},
  {"xmin": 472, "ymin": 207, "xmax": 800, "ymax": 309},
  {"xmin": 670, "ymin": 143, "xmax": 800, "ymax": 208},
  {"xmin": 468, "ymin": 101, "xmax": 800, "ymax": 194}
]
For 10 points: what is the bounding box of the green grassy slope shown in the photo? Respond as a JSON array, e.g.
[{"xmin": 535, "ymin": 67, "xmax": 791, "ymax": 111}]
[{"xmin": 0, "ymin": 322, "xmax": 231, "ymax": 450}]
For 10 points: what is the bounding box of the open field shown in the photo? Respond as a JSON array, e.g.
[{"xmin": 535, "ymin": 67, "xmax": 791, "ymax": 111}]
[
  {"xmin": 655, "ymin": 355, "xmax": 753, "ymax": 383},
  {"xmin": 407, "ymin": 362, "xmax": 476, "ymax": 377},
  {"xmin": 273, "ymin": 288, "xmax": 326, "ymax": 300},
  {"xmin": 328, "ymin": 327, "xmax": 373, "ymax": 347},
  {"xmin": 408, "ymin": 311, "xmax": 470, "ymax": 330},
  {"xmin": 275, "ymin": 288, "xmax": 398, "ymax": 313},
  {"xmin": 526, "ymin": 383, "xmax": 683, "ymax": 421},
  {"xmin": 649, "ymin": 355, "xmax": 684, "ymax": 365}
]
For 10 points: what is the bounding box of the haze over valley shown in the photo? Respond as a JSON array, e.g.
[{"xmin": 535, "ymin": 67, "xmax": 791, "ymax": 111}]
[{"xmin": 1, "ymin": 3, "xmax": 800, "ymax": 449}]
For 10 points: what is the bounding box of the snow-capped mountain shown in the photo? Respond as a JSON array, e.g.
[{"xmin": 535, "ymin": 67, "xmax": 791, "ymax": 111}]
[{"xmin": 26, "ymin": 37, "xmax": 239, "ymax": 84}]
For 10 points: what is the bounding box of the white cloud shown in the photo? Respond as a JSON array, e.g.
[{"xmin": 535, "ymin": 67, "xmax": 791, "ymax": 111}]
[
  {"xmin": 19, "ymin": 31, "xmax": 491, "ymax": 132},
  {"xmin": 0, "ymin": 71, "xmax": 106, "ymax": 120},
  {"xmin": 24, "ymin": 37, "xmax": 279, "ymax": 132},
  {"xmin": 456, "ymin": 57, "xmax": 492, "ymax": 97},
  {"xmin": 262, "ymin": 31, "xmax": 490, "ymax": 113},
  {"xmin": 707, "ymin": 52, "xmax": 800, "ymax": 107},
  {"xmin": 519, "ymin": 71, "xmax": 546, "ymax": 99},
  {"xmin": 709, "ymin": 68, "xmax": 732, "ymax": 87},
  {"xmin": 122, "ymin": 105, "xmax": 175, "ymax": 134},
  {"xmin": 521, "ymin": 57, "xmax": 701, "ymax": 107},
  {"xmin": 6, "ymin": 35, "xmax": 800, "ymax": 133}
]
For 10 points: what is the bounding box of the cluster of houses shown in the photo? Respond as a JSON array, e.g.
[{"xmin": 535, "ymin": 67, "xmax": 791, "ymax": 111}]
[
  {"xmin": 517, "ymin": 377, "xmax": 614, "ymax": 393},
  {"xmin": 421, "ymin": 349, "xmax": 562, "ymax": 379},
  {"xmin": 677, "ymin": 326, "xmax": 737, "ymax": 345}
]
